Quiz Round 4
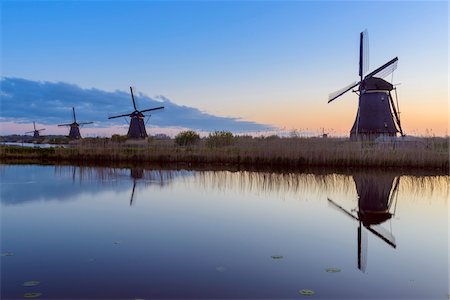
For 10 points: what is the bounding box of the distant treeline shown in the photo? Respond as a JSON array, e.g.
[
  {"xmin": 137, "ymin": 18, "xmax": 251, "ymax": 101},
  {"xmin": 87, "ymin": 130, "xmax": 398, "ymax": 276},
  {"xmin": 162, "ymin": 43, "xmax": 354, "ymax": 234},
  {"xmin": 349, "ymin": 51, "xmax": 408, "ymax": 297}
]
[{"xmin": 1, "ymin": 131, "xmax": 448, "ymax": 171}]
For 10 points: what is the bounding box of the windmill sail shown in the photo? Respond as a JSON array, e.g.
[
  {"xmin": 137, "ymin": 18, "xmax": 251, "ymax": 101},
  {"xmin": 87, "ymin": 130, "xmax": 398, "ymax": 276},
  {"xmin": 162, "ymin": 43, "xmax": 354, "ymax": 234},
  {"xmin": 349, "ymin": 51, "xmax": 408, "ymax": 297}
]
[
  {"xmin": 364, "ymin": 57, "xmax": 398, "ymax": 80},
  {"xmin": 358, "ymin": 223, "xmax": 368, "ymax": 272},
  {"xmin": 359, "ymin": 29, "xmax": 370, "ymax": 79},
  {"xmin": 369, "ymin": 60, "xmax": 398, "ymax": 79},
  {"xmin": 328, "ymin": 81, "xmax": 360, "ymax": 103}
]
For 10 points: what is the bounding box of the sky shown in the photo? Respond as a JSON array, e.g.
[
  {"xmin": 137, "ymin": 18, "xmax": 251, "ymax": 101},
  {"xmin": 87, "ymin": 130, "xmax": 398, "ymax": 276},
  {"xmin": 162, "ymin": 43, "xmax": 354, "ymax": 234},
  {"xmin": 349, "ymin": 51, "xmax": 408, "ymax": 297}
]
[{"xmin": 0, "ymin": 1, "xmax": 448, "ymax": 136}]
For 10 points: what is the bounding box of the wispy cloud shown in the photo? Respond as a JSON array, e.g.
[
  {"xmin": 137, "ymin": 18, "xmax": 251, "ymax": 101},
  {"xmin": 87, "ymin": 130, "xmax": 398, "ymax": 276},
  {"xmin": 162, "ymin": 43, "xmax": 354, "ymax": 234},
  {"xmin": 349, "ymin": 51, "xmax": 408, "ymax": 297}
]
[{"xmin": 0, "ymin": 77, "xmax": 275, "ymax": 132}]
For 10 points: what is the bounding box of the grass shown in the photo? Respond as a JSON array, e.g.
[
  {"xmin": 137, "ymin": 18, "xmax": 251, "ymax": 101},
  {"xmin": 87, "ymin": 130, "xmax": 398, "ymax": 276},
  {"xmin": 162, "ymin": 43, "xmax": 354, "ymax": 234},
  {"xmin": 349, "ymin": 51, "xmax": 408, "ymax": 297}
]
[{"xmin": 0, "ymin": 136, "xmax": 448, "ymax": 171}]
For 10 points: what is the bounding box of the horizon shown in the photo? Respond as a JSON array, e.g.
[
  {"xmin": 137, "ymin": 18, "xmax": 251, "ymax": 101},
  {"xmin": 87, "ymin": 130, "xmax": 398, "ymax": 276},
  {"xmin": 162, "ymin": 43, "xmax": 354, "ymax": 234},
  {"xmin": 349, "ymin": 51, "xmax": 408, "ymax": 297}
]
[{"xmin": 1, "ymin": 1, "xmax": 448, "ymax": 137}]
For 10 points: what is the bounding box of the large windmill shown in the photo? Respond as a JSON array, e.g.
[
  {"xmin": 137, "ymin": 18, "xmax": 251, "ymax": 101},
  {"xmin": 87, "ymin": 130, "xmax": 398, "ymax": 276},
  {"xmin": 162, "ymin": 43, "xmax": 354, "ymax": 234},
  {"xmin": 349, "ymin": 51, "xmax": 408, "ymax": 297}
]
[
  {"xmin": 58, "ymin": 107, "xmax": 93, "ymax": 139},
  {"xmin": 25, "ymin": 122, "xmax": 45, "ymax": 138},
  {"xmin": 108, "ymin": 87, "xmax": 164, "ymax": 139},
  {"xmin": 328, "ymin": 173, "xmax": 400, "ymax": 272},
  {"xmin": 328, "ymin": 30, "xmax": 404, "ymax": 140}
]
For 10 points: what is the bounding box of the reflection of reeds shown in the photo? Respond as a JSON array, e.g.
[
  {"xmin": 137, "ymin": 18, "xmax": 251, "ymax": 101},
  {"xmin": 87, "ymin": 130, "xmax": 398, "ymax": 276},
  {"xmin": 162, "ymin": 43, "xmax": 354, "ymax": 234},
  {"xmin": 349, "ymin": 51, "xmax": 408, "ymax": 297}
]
[
  {"xmin": 1, "ymin": 136, "xmax": 448, "ymax": 170},
  {"xmin": 48, "ymin": 165, "xmax": 449, "ymax": 201}
]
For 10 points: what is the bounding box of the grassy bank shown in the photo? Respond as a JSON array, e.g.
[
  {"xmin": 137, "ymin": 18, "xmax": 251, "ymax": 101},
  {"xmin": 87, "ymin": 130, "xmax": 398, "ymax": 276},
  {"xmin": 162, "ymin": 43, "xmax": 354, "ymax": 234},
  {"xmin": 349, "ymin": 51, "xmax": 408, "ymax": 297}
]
[{"xmin": 0, "ymin": 136, "xmax": 448, "ymax": 171}]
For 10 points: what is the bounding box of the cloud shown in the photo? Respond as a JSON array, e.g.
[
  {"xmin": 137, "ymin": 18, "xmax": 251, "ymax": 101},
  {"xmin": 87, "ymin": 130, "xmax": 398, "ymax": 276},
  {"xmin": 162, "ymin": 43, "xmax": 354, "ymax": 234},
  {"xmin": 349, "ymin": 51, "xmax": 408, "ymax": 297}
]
[{"xmin": 0, "ymin": 77, "xmax": 275, "ymax": 132}]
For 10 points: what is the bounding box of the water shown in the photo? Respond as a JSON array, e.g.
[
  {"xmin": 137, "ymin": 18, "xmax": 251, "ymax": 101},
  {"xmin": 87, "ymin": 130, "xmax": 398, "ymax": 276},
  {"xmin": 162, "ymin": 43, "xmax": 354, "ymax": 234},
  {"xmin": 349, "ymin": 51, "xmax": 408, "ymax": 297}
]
[
  {"xmin": 0, "ymin": 142, "xmax": 66, "ymax": 148},
  {"xmin": 1, "ymin": 165, "xmax": 448, "ymax": 299}
]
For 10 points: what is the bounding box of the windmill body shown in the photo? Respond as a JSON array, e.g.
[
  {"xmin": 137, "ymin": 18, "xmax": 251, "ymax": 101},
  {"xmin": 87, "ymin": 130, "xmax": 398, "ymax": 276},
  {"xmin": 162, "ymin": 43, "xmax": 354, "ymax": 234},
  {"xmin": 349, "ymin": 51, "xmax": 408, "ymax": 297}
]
[
  {"xmin": 350, "ymin": 79, "xmax": 398, "ymax": 139},
  {"xmin": 58, "ymin": 107, "xmax": 93, "ymax": 139},
  {"xmin": 328, "ymin": 31, "xmax": 404, "ymax": 140},
  {"xmin": 69, "ymin": 123, "xmax": 82, "ymax": 139},
  {"xmin": 353, "ymin": 173, "xmax": 397, "ymax": 226},
  {"xmin": 109, "ymin": 87, "xmax": 164, "ymax": 139},
  {"xmin": 25, "ymin": 122, "xmax": 45, "ymax": 138},
  {"xmin": 128, "ymin": 111, "xmax": 148, "ymax": 138}
]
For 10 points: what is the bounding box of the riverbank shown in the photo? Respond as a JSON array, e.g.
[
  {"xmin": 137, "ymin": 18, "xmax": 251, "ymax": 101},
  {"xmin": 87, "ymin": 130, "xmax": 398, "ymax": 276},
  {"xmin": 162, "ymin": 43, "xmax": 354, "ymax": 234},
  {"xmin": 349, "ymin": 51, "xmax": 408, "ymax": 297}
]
[{"xmin": 0, "ymin": 136, "xmax": 448, "ymax": 171}]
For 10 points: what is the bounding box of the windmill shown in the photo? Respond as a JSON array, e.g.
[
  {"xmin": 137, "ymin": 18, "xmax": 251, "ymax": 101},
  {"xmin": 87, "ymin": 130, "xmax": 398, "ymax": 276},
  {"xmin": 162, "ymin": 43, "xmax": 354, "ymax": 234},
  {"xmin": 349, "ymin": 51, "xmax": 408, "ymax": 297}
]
[
  {"xmin": 25, "ymin": 122, "xmax": 45, "ymax": 138},
  {"xmin": 108, "ymin": 87, "xmax": 164, "ymax": 139},
  {"xmin": 328, "ymin": 30, "xmax": 404, "ymax": 140},
  {"xmin": 328, "ymin": 173, "xmax": 400, "ymax": 272},
  {"xmin": 58, "ymin": 107, "xmax": 93, "ymax": 139}
]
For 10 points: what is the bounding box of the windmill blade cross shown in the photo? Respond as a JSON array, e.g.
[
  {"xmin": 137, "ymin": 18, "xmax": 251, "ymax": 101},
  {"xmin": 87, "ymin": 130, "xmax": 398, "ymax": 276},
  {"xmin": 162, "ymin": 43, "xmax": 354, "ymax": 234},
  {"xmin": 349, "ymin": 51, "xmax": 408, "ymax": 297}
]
[
  {"xmin": 79, "ymin": 122, "xmax": 94, "ymax": 125},
  {"xmin": 140, "ymin": 106, "xmax": 165, "ymax": 114},
  {"xmin": 33, "ymin": 121, "xmax": 37, "ymax": 131},
  {"xmin": 25, "ymin": 131, "xmax": 34, "ymax": 134},
  {"xmin": 328, "ymin": 81, "xmax": 360, "ymax": 103},
  {"xmin": 37, "ymin": 128, "xmax": 46, "ymax": 132},
  {"xmin": 58, "ymin": 123, "xmax": 72, "ymax": 127}
]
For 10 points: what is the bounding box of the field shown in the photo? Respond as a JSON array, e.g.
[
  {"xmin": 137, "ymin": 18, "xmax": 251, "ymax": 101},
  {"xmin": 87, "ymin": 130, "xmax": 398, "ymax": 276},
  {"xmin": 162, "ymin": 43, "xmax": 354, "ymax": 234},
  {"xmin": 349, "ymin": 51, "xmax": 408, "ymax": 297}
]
[{"xmin": 1, "ymin": 136, "xmax": 448, "ymax": 171}]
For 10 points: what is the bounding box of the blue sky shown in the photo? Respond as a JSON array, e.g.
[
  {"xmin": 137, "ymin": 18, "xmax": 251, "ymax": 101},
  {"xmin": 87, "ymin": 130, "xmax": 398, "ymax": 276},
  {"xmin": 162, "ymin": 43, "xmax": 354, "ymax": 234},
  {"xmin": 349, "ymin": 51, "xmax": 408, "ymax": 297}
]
[{"xmin": 1, "ymin": 1, "xmax": 448, "ymax": 135}]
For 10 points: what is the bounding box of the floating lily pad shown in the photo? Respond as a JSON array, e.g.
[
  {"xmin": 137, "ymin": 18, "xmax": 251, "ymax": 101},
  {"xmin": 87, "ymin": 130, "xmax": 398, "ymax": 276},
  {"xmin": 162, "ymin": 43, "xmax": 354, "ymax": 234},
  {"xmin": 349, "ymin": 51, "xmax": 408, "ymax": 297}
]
[
  {"xmin": 325, "ymin": 268, "xmax": 341, "ymax": 273},
  {"xmin": 271, "ymin": 255, "xmax": 284, "ymax": 260},
  {"xmin": 299, "ymin": 289, "xmax": 315, "ymax": 296},
  {"xmin": 1, "ymin": 252, "xmax": 14, "ymax": 257},
  {"xmin": 113, "ymin": 241, "xmax": 121, "ymax": 245},
  {"xmin": 22, "ymin": 281, "xmax": 40, "ymax": 287},
  {"xmin": 215, "ymin": 266, "xmax": 227, "ymax": 272},
  {"xmin": 23, "ymin": 293, "xmax": 42, "ymax": 298}
]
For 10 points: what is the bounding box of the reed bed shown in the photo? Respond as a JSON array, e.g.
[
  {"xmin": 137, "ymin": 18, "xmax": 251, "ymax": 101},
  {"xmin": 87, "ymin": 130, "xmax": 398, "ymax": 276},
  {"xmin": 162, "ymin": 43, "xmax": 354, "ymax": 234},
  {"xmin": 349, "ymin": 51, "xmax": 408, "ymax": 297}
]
[{"xmin": 0, "ymin": 136, "xmax": 448, "ymax": 171}]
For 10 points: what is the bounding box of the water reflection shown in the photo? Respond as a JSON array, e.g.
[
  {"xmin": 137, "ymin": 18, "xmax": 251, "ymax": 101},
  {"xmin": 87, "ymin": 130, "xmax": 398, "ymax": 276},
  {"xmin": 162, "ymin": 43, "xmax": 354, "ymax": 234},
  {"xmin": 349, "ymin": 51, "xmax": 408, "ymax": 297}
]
[
  {"xmin": 328, "ymin": 173, "xmax": 400, "ymax": 272},
  {"xmin": 0, "ymin": 165, "xmax": 448, "ymax": 299},
  {"xmin": 1, "ymin": 165, "xmax": 448, "ymax": 206}
]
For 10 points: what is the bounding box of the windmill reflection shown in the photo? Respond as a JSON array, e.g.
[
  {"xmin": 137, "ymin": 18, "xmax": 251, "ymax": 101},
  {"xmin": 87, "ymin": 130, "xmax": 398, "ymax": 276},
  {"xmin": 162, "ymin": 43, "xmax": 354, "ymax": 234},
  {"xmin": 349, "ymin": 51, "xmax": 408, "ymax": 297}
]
[
  {"xmin": 129, "ymin": 168, "xmax": 143, "ymax": 206},
  {"xmin": 128, "ymin": 168, "xmax": 180, "ymax": 206},
  {"xmin": 328, "ymin": 173, "xmax": 400, "ymax": 272}
]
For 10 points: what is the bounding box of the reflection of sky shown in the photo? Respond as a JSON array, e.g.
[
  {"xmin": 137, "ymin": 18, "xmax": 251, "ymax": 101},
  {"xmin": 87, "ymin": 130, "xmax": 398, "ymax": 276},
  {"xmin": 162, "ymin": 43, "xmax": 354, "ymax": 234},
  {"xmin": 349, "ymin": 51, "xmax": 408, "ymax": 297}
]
[{"xmin": 1, "ymin": 165, "xmax": 448, "ymax": 298}]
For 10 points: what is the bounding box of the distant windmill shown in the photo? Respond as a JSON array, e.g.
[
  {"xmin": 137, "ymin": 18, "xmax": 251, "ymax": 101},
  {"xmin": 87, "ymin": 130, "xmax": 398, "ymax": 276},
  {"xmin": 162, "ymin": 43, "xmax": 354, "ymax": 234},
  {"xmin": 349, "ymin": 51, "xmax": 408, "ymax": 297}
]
[
  {"xmin": 108, "ymin": 87, "xmax": 164, "ymax": 139},
  {"xmin": 58, "ymin": 107, "xmax": 93, "ymax": 139},
  {"xmin": 25, "ymin": 122, "xmax": 45, "ymax": 138},
  {"xmin": 328, "ymin": 30, "xmax": 404, "ymax": 140}
]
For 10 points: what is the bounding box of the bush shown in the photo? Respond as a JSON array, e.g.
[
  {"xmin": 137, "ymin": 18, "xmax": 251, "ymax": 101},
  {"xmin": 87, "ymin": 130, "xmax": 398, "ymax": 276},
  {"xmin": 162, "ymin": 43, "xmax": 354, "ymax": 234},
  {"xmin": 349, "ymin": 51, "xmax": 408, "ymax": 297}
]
[
  {"xmin": 111, "ymin": 134, "xmax": 128, "ymax": 143},
  {"xmin": 206, "ymin": 131, "xmax": 235, "ymax": 147},
  {"xmin": 174, "ymin": 130, "xmax": 200, "ymax": 146}
]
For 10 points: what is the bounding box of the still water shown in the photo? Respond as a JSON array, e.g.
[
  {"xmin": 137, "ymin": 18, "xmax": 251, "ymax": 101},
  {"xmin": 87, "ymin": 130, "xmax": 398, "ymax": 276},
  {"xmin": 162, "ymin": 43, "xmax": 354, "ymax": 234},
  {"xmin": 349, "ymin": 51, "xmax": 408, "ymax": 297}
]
[{"xmin": 1, "ymin": 165, "xmax": 448, "ymax": 299}]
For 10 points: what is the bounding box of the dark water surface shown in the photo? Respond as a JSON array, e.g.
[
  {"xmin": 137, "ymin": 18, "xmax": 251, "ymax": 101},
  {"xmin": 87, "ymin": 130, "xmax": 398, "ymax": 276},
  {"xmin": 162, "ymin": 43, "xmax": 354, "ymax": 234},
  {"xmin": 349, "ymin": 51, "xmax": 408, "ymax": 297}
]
[{"xmin": 1, "ymin": 165, "xmax": 448, "ymax": 299}]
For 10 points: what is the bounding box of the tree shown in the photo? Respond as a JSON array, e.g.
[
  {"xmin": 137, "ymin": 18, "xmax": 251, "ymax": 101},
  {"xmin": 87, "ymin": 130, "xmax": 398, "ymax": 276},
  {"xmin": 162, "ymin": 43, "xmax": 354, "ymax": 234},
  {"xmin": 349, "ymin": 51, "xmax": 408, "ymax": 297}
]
[
  {"xmin": 174, "ymin": 130, "xmax": 200, "ymax": 146},
  {"xmin": 206, "ymin": 131, "xmax": 235, "ymax": 147}
]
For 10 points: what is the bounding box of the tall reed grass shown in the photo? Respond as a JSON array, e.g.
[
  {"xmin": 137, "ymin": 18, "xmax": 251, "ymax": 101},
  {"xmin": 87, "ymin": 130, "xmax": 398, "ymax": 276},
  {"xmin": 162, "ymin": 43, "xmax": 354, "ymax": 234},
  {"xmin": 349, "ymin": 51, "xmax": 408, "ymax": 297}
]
[{"xmin": 0, "ymin": 136, "xmax": 448, "ymax": 171}]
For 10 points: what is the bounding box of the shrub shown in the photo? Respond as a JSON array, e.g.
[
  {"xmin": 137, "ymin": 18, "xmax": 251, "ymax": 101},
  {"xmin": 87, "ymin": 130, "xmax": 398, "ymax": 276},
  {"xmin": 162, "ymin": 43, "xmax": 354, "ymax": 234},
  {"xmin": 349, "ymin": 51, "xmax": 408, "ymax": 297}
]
[
  {"xmin": 206, "ymin": 131, "xmax": 235, "ymax": 147},
  {"xmin": 174, "ymin": 130, "xmax": 200, "ymax": 146},
  {"xmin": 111, "ymin": 134, "xmax": 128, "ymax": 143}
]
